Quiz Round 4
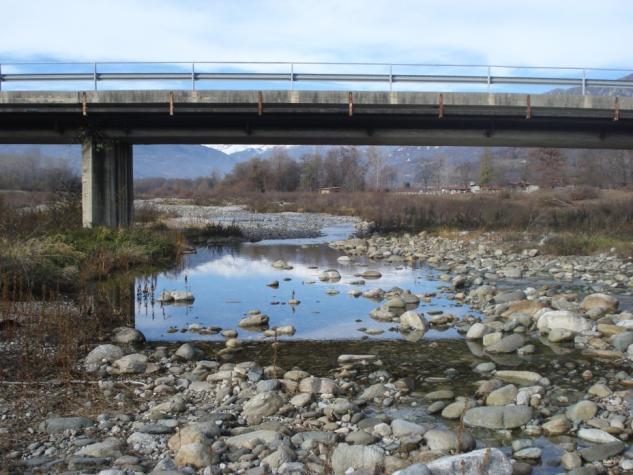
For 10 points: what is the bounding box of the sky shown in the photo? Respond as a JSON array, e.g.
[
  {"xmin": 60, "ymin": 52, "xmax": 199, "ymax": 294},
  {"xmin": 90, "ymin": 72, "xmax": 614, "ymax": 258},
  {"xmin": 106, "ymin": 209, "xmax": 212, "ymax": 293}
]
[{"xmin": 1, "ymin": 0, "xmax": 633, "ymax": 69}]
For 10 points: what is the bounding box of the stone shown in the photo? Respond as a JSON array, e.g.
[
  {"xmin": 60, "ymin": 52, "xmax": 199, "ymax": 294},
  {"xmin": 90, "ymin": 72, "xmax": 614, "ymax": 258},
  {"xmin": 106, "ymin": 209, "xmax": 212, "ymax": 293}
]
[
  {"xmin": 441, "ymin": 400, "xmax": 470, "ymax": 419},
  {"xmin": 171, "ymin": 290, "xmax": 195, "ymax": 302},
  {"xmin": 542, "ymin": 415, "xmax": 570, "ymax": 436},
  {"xmin": 536, "ymin": 310, "xmax": 592, "ymax": 334},
  {"xmin": 262, "ymin": 445, "xmax": 296, "ymax": 469},
  {"xmin": 174, "ymin": 343, "xmax": 202, "ymax": 361},
  {"xmin": 225, "ymin": 430, "xmax": 281, "ymax": 448},
  {"xmin": 239, "ymin": 313, "xmax": 269, "ymax": 327},
  {"xmin": 548, "ymin": 328, "xmax": 574, "ymax": 342},
  {"xmin": 76, "ymin": 437, "xmax": 123, "ymax": 458},
  {"xmin": 482, "ymin": 332, "xmax": 502, "ymax": 347},
  {"xmin": 425, "ymin": 389, "xmax": 454, "ymax": 400},
  {"xmin": 337, "ymin": 354, "xmax": 377, "ymax": 364},
  {"xmin": 495, "ymin": 290, "xmax": 526, "ymax": 304},
  {"xmin": 423, "ymin": 429, "xmax": 475, "ymax": 452},
  {"xmin": 290, "ymin": 393, "xmax": 311, "ymax": 407},
  {"xmin": 361, "ymin": 270, "xmax": 382, "ymax": 279},
  {"xmin": 399, "ymin": 311, "xmax": 429, "ymax": 332},
  {"xmin": 486, "ymin": 384, "xmax": 518, "ymax": 406},
  {"xmin": 579, "ymin": 441, "xmax": 625, "ymax": 462},
  {"xmin": 580, "ymin": 293, "xmax": 619, "ymax": 313},
  {"xmin": 346, "ymin": 431, "xmax": 377, "ymax": 445},
  {"xmin": 486, "ymin": 334, "xmax": 525, "ymax": 353},
  {"xmin": 85, "ymin": 344, "xmax": 124, "ymax": 371},
  {"xmin": 112, "ymin": 353, "xmax": 147, "ymax": 374},
  {"xmin": 319, "ymin": 269, "xmax": 341, "ymax": 281},
  {"xmin": 395, "ymin": 464, "xmax": 431, "ymax": 475},
  {"xmin": 463, "ymin": 406, "xmax": 532, "ymax": 429},
  {"xmin": 112, "ymin": 327, "xmax": 145, "ymax": 345},
  {"xmin": 331, "ymin": 443, "xmax": 384, "ymax": 475},
  {"xmin": 272, "ymin": 259, "xmax": 292, "ymax": 270},
  {"xmin": 168, "ymin": 423, "xmax": 220, "ymax": 452},
  {"xmin": 242, "ymin": 391, "xmax": 284, "ymax": 419},
  {"xmin": 612, "ymin": 332, "xmax": 633, "ymax": 352},
  {"xmin": 175, "ymin": 443, "xmax": 212, "ymax": 468},
  {"xmin": 566, "ymin": 400, "xmax": 598, "ymax": 423},
  {"xmin": 577, "ymin": 428, "xmax": 620, "ymax": 444},
  {"xmin": 40, "ymin": 416, "xmax": 94, "ymax": 434},
  {"xmin": 466, "ymin": 323, "xmax": 490, "ymax": 340},
  {"xmin": 494, "ymin": 370, "xmax": 542, "ymax": 386},
  {"xmin": 423, "ymin": 448, "xmax": 512, "ymax": 475},
  {"xmin": 561, "ymin": 452, "xmax": 582, "ymax": 470},
  {"xmin": 126, "ymin": 432, "xmax": 160, "ymax": 455},
  {"xmin": 391, "ymin": 419, "xmax": 428, "ymax": 438},
  {"xmin": 587, "ymin": 383, "xmax": 612, "ymax": 398},
  {"xmin": 299, "ymin": 377, "xmax": 339, "ymax": 395}
]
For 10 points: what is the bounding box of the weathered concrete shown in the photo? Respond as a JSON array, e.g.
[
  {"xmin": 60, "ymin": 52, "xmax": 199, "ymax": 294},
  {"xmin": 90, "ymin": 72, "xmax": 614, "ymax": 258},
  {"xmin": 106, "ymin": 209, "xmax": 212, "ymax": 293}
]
[
  {"xmin": 0, "ymin": 90, "xmax": 632, "ymax": 148},
  {"xmin": 82, "ymin": 140, "xmax": 133, "ymax": 227}
]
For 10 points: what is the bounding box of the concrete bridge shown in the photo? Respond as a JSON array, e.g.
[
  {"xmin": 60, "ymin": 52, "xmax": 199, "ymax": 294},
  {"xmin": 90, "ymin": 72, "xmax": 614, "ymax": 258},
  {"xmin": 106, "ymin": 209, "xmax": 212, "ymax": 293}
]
[{"xmin": 1, "ymin": 89, "xmax": 632, "ymax": 227}]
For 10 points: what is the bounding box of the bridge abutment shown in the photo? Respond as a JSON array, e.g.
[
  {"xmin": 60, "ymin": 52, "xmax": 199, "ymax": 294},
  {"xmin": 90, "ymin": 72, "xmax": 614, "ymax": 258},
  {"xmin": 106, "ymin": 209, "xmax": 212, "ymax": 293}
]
[{"xmin": 82, "ymin": 140, "xmax": 133, "ymax": 228}]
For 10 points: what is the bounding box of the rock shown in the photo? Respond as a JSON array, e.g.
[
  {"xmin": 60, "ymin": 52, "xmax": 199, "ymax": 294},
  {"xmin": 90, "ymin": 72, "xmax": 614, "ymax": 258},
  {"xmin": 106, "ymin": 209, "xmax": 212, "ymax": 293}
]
[
  {"xmin": 482, "ymin": 332, "xmax": 502, "ymax": 347},
  {"xmin": 272, "ymin": 260, "xmax": 292, "ymax": 270},
  {"xmin": 168, "ymin": 423, "xmax": 220, "ymax": 452},
  {"xmin": 587, "ymin": 383, "xmax": 612, "ymax": 398},
  {"xmin": 85, "ymin": 344, "xmax": 124, "ymax": 371},
  {"xmin": 346, "ymin": 430, "xmax": 377, "ymax": 445},
  {"xmin": 486, "ymin": 384, "xmax": 518, "ymax": 406},
  {"xmin": 331, "ymin": 443, "xmax": 384, "ymax": 475},
  {"xmin": 319, "ymin": 269, "xmax": 341, "ymax": 281},
  {"xmin": 494, "ymin": 370, "xmax": 542, "ymax": 386},
  {"xmin": 452, "ymin": 275, "xmax": 467, "ymax": 289},
  {"xmin": 239, "ymin": 313, "xmax": 269, "ymax": 327},
  {"xmin": 486, "ymin": 334, "xmax": 525, "ymax": 353},
  {"xmin": 612, "ymin": 332, "xmax": 633, "ymax": 352},
  {"xmin": 425, "ymin": 389, "xmax": 454, "ymax": 400},
  {"xmin": 566, "ymin": 400, "xmax": 598, "ymax": 423},
  {"xmin": 299, "ymin": 377, "xmax": 339, "ymax": 395},
  {"xmin": 577, "ymin": 428, "xmax": 620, "ymax": 444},
  {"xmin": 242, "ymin": 391, "xmax": 284, "ymax": 419},
  {"xmin": 126, "ymin": 432, "xmax": 160, "ymax": 455},
  {"xmin": 112, "ymin": 353, "xmax": 148, "ymax": 374},
  {"xmin": 466, "ymin": 323, "xmax": 490, "ymax": 340},
  {"xmin": 361, "ymin": 270, "xmax": 382, "ymax": 279},
  {"xmin": 463, "ymin": 406, "xmax": 532, "ymax": 429},
  {"xmin": 423, "ymin": 429, "xmax": 475, "ymax": 452},
  {"xmin": 225, "ymin": 430, "xmax": 281, "ymax": 448},
  {"xmin": 536, "ymin": 310, "xmax": 591, "ymax": 334},
  {"xmin": 399, "ymin": 311, "xmax": 429, "ymax": 332},
  {"xmin": 495, "ymin": 290, "xmax": 526, "ymax": 304},
  {"xmin": 579, "ymin": 441, "xmax": 625, "ymax": 462},
  {"xmin": 580, "ymin": 293, "xmax": 619, "ymax": 313},
  {"xmin": 423, "ymin": 448, "xmax": 512, "ymax": 475},
  {"xmin": 112, "ymin": 327, "xmax": 145, "ymax": 345},
  {"xmin": 76, "ymin": 438, "xmax": 123, "ymax": 458},
  {"xmin": 290, "ymin": 393, "xmax": 311, "ymax": 407},
  {"xmin": 514, "ymin": 447, "xmax": 542, "ymax": 460},
  {"xmin": 267, "ymin": 280, "xmax": 279, "ymax": 287},
  {"xmin": 441, "ymin": 400, "xmax": 470, "ymax": 419},
  {"xmin": 174, "ymin": 343, "xmax": 202, "ymax": 361},
  {"xmin": 175, "ymin": 443, "xmax": 212, "ymax": 468},
  {"xmin": 391, "ymin": 419, "xmax": 428, "ymax": 438},
  {"xmin": 548, "ymin": 328, "xmax": 574, "ymax": 342},
  {"xmin": 561, "ymin": 452, "xmax": 582, "ymax": 470},
  {"xmin": 171, "ymin": 290, "xmax": 195, "ymax": 302},
  {"xmin": 337, "ymin": 354, "xmax": 377, "ymax": 364},
  {"xmin": 262, "ymin": 445, "xmax": 296, "ymax": 469},
  {"xmin": 542, "ymin": 415, "xmax": 570, "ymax": 435},
  {"xmin": 395, "ymin": 464, "xmax": 431, "ymax": 475},
  {"xmin": 40, "ymin": 416, "xmax": 94, "ymax": 434}
]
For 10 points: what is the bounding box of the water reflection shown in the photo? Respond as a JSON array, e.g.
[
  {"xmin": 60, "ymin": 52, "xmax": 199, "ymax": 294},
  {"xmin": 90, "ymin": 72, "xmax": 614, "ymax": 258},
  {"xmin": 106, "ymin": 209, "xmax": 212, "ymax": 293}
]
[{"xmin": 135, "ymin": 228, "xmax": 481, "ymax": 342}]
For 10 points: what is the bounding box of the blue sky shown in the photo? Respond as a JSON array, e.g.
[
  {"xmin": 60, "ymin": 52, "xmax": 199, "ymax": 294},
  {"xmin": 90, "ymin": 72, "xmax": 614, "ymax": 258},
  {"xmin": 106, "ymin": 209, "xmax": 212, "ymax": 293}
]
[{"xmin": 1, "ymin": 0, "xmax": 632, "ymax": 68}]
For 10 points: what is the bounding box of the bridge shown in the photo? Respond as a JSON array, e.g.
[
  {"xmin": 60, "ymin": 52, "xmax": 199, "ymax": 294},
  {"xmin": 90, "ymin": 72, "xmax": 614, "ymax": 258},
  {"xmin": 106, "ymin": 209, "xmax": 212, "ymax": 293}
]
[{"xmin": 0, "ymin": 61, "xmax": 632, "ymax": 227}]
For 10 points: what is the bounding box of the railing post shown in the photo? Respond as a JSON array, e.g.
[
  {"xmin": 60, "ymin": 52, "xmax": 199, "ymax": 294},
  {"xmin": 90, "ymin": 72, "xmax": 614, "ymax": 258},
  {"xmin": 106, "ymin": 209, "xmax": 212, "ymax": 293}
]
[
  {"xmin": 93, "ymin": 62, "xmax": 97, "ymax": 91},
  {"xmin": 192, "ymin": 62, "xmax": 196, "ymax": 91},
  {"xmin": 487, "ymin": 66, "xmax": 491, "ymax": 92},
  {"xmin": 389, "ymin": 65, "xmax": 393, "ymax": 92},
  {"xmin": 0, "ymin": 63, "xmax": 2, "ymax": 92},
  {"xmin": 290, "ymin": 63, "xmax": 294, "ymax": 91},
  {"xmin": 581, "ymin": 69, "xmax": 586, "ymax": 96}
]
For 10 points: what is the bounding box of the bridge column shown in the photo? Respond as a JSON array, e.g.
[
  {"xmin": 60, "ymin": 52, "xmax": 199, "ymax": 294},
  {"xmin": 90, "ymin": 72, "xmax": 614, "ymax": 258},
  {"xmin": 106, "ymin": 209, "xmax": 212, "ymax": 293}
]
[{"xmin": 82, "ymin": 140, "xmax": 133, "ymax": 228}]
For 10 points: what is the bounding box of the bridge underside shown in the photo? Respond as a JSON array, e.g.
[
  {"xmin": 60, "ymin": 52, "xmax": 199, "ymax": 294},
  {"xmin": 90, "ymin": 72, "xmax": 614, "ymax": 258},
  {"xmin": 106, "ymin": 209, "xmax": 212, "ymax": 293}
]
[{"xmin": 1, "ymin": 90, "xmax": 632, "ymax": 227}]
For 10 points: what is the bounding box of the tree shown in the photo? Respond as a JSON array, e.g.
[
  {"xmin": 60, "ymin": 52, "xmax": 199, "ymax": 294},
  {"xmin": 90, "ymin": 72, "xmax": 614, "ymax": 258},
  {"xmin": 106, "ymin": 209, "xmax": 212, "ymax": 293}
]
[{"xmin": 479, "ymin": 149, "xmax": 494, "ymax": 186}]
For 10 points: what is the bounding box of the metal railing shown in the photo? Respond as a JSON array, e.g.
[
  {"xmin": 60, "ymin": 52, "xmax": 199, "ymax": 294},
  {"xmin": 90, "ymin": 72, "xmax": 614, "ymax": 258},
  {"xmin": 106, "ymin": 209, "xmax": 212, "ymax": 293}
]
[{"xmin": 0, "ymin": 61, "xmax": 632, "ymax": 94}]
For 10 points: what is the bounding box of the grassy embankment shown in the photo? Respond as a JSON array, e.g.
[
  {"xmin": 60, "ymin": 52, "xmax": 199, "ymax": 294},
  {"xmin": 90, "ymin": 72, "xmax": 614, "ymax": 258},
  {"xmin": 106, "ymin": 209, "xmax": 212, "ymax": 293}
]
[{"xmin": 166, "ymin": 187, "xmax": 633, "ymax": 257}]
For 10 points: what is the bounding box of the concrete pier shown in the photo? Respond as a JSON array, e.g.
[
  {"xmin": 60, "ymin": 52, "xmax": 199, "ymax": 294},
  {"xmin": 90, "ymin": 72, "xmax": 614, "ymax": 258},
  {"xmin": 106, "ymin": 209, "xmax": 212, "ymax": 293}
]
[{"xmin": 82, "ymin": 140, "xmax": 133, "ymax": 228}]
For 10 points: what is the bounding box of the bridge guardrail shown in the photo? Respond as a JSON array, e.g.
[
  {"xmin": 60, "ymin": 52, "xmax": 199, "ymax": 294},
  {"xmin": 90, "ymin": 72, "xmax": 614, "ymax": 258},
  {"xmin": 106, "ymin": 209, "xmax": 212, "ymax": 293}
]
[{"xmin": 0, "ymin": 61, "xmax": 632, "ymax": 94}]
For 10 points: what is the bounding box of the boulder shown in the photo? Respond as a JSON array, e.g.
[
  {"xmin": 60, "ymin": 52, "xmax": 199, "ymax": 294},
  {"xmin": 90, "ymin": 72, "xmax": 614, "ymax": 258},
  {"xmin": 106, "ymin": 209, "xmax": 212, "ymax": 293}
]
[
  {"xmin": 331, "ymin": 443, "xmax": 384, "ymax": 475},
  {"xmin": 299, "ymin": 377, "xmax": 339, "ymax": 395},
  {"xmin": 238, "ymin": 313, "xmax": 269, "ymax": 328},
  {"xmin": 536, "ymin": 310, "xmax": 591, "ymax": 334},
  {"xmin": 424, "ymin": 448, "xmax": 512, "ymax": 475},
  {"xmin": 319, "ymin": 269, "xmax": 341, "ymax": 281},
  {"xmin": 225, "ymin": 430, "xmax": 281, "ymax": 448},
  {"xmin": 391, "ymin": 419, "xmax": 428, "ymax": 438},
  {"xmin": 566, "ymin": 400, "xmax": 598, "ymax": 423},
  {"xmin": 423, "ymin": 429, "xmax": 475, "ymax": 452},
  {"xmin": 577, "ymin": 428, "xmax": 620, "ymax": 444},
  {"xmin": 40, "ymin": 416, "xmax": 94, "ymax": 434},
  {"xmin": 463, "ymin": 406, "xmax": 532, "ymax": 429},
  {"xmin": 399, "ymin": 311, "xmax": 429, "ymax": 332},
  {"xmin": 580, "ymin": 293, "xmax": 619, "ymax": 313},
  {"xmin": 112, "ymin": 327, "xmax": 145, "ymax": 345},
  {"xmin": 486, "ymin": 384, "xmax": 518, "ymax": 406},
  {"xmin": 111, "ymin": 353, "xmax": 148, "ymax": 374},
  {"xmin": 494, "ymin": 370, "xmax": 542, "ymax": 386},
  {"xmin": 486, "ymin": 334, "xmax": 525, "ymax": 353},
  {"xmin": 85, "ymin": 344, "xmax": 124, "ymax": 371},
  {"xmin": 175, "ymin": 443, "xmax": 212, "ymax": 468},
  {"xmin": 242, "ymin": 391, "xmax": 284, "ymax": 419}
]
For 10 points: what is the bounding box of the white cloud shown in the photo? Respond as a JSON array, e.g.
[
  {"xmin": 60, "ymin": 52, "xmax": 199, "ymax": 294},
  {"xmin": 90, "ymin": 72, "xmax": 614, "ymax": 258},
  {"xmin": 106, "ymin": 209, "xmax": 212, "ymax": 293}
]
[{"xmin": 1, "ymin": 0, "xmax": 632, "ymax": 70}]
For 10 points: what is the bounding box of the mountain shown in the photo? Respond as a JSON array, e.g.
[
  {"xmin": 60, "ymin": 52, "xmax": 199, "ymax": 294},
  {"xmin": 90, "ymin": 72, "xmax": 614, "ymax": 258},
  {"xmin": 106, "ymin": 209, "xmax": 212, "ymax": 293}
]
[
  {"xmin": 0, "ymin": 144, "xmax": 245, "ymax": 179},
  {"xmin": 551, "ymin": 72, "xmax": 633, "ymax": 97}
]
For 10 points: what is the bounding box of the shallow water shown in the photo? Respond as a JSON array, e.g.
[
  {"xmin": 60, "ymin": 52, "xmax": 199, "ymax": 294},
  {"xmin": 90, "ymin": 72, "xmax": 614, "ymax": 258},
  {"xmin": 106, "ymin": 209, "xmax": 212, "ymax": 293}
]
[{"xmin": 135, "ymin": 224, "xmax": 479, "ymax": 342}]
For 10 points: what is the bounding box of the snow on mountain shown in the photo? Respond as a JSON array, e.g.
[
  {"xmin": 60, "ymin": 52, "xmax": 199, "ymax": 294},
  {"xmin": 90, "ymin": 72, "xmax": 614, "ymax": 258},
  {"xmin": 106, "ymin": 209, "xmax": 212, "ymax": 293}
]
[{"xmin": 204, "ymin": 144, "xmax": 296, "ymax": 155}]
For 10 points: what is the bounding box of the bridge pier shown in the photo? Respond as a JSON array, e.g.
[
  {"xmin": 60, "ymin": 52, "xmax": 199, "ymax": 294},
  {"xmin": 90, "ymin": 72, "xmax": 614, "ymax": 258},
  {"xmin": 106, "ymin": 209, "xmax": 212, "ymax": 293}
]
[{"xmin": 82, "ymin": 140, "xmax": 133, "ymax": 228}]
